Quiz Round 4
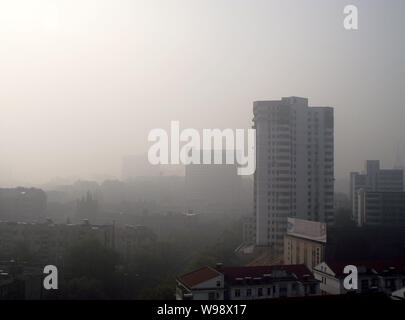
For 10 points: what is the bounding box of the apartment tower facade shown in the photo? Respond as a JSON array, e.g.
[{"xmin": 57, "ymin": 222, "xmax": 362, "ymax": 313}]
[
  {"xmin": 253, "ymin": 97, "xmax": 334, "ymax": 250},
  {"xmin": 350, "ymin": 160, "xmax": 403, "ymax": 225}
]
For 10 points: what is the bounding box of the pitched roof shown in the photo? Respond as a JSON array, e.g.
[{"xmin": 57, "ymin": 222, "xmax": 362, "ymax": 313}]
[
  {"xmin": 178, "ymin": 267, "xmax": 221, "ymax": 288},
  {"xmin": 324, "ymin": 260, "xmax": 405, "ymax": 277}
]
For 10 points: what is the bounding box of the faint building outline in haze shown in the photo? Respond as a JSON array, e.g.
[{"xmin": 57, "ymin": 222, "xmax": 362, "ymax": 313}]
[
  {"xmin": 121, "ymin": 154, "xmax": 162, "ymax": 181},
  {"xmin": 147, "ymin": 121, "xmax": 256, "ymax": 176},
  {"xmin": 350, "ymin": 160, "xmax": 404, "ymax": 225}
]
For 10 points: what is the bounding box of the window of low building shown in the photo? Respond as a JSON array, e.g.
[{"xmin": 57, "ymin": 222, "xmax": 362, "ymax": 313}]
[{"xmin": 279, "ymin": 287, "xmax": 287, "ymax": 297}]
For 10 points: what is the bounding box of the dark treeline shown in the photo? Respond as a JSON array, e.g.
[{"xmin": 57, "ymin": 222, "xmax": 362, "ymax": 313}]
[{"xmin": 38, "ymin": 217, "xmax": 244, "ymax": 300}]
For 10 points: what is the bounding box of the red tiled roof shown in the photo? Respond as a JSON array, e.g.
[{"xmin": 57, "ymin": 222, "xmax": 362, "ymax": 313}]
[
  {"xmin": 324, "ymin": 260, "xmax": 405, "ymax": 277},
  {"xmin": 178, "ymin": 267, "xmax": 221, "ymax": 288},
  {"xmin": 221, "ymin": 264, "xmax": 314, "ymax": 285}
]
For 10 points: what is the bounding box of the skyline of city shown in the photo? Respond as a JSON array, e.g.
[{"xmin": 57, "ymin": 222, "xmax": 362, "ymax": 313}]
[{"xmin": 1, "ymin": 0, "xmax": 405, "ymax": 307}]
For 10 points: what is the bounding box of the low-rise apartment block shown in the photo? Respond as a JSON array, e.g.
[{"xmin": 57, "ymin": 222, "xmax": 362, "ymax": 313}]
[
  {"xmin": 176, "ymin": 264, "xmax": 320, "ymax": 300},
  {"xmin": 313, "ymin": 260, "xmax": 405, "ymax": 295},
  {"xmin": 0, "ymin": 219, "xmax": 156, "ymax": 264}
]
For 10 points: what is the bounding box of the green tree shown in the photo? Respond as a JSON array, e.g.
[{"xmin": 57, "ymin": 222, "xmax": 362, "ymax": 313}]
[
  {"xmin": 11, "ymin": 240, "xmax": 32, "ymax": 262},
  {"xmin": 65, "ymin": 238, "xmax": 118, "ymax": 280},
  {"xmin": 62, "ymin": 277, "xmax": 104, "ymax": 300},
  {"xmin": 62, "ymin": 238, "xmax": 122, "ymax": 299}
]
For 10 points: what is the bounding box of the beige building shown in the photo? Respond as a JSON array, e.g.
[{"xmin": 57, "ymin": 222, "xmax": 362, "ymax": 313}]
[
  {"xmin": 283, "ymin": 218, "xmax": 326, "ymax": 271},
  {"xmin": 284, "ymin": 234, "xmax": 325, "ymax": 271}
]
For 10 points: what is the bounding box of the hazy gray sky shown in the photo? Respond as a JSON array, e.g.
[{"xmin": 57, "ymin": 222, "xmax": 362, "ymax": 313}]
[{"xmin": 1, "ymin": 0, "xmax": 405, "ymax": 185}]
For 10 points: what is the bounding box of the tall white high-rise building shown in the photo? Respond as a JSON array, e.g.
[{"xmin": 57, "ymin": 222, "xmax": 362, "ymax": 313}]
[{"xmin": 253, "ymin": 97, "xmax": 334, "ymax": 250}]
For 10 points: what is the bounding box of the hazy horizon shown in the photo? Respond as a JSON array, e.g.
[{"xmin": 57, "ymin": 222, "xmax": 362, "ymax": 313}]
[{"xmin": 1, "ymin": 0, "xmax": 405, "ymax": 186}]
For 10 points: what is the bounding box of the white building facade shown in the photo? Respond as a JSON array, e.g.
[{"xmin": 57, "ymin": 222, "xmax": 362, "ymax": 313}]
[
  {"xmin": 313, "ymin": 261, "xmax": 405, "ymax": 295},
  {"xmin": 176, "ymin": 264, "xmax": 320, "ymax": 300},
  {"xmin": 253, "ymin": 97, "xmax": 334, "ymax": 250}
]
